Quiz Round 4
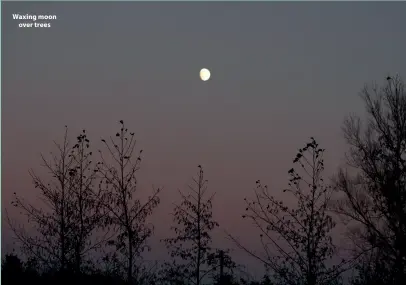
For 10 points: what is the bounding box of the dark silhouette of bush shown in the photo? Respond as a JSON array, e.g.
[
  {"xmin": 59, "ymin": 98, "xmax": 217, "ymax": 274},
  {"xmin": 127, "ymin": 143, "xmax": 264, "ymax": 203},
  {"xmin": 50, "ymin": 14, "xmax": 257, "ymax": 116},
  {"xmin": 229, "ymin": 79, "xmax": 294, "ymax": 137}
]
[{"xmin": 2, "ymin": 254, "xmax": 24, "ymax": 285}]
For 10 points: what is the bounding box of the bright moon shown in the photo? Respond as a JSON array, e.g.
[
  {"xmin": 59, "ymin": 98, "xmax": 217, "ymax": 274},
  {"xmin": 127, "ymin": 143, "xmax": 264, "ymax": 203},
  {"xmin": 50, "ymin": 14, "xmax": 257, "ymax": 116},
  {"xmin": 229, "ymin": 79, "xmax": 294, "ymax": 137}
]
[{"xmin": 200, "ymin": 68, "xmax": 211, "ymax": 81}]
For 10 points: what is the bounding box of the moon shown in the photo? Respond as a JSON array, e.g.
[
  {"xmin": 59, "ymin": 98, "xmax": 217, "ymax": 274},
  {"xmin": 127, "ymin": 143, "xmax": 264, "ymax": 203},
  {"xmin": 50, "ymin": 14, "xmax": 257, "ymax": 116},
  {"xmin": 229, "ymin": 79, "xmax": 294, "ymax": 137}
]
[{"xmin": 200, "ymin": 68, "xmax": 211, "ymax": 81}]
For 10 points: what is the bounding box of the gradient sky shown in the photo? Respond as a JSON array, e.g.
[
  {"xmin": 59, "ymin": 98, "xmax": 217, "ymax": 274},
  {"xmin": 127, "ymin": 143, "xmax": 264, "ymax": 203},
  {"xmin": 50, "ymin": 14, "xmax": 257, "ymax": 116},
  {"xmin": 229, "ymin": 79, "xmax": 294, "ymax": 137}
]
[{"xmin": 2, "ymin": 1, "xmax": 406, "ymax": 276}]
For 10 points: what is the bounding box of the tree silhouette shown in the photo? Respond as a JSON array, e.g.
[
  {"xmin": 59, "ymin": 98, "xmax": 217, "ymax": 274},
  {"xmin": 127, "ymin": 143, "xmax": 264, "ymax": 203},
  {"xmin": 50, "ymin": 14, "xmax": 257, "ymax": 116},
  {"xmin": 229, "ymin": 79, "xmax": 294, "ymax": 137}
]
[
  {"xmin": 8, "ymin": 127, "xmax": 108, "ymax": 273},
  {"xmin": 333, "ymin": 75, "xmax": 406, "ymax": 285},
  {"xmin": 96, "ymin": 120, "xmax": 161, "ymax": 284},
  {"xmin": 231, "ymin": 138, "xmax": 344, "ymax": 285},
  {"xmin": 162, "ymin": 165, "xmax": 229, "ymax": 285},
  {"xmin": 67, "ymin": 130, "xmax": 108, "ymax": 274},
  {"xmin": 6, "ymin": 75, "xmax": 406, "ymax": 285},
  {"xmin": 7, "ymin": 127, "xmax": 107, "ymax": 276},
  {"xmin": 7, "ymin": 127, "xmax": 78, "ymax": 272}
]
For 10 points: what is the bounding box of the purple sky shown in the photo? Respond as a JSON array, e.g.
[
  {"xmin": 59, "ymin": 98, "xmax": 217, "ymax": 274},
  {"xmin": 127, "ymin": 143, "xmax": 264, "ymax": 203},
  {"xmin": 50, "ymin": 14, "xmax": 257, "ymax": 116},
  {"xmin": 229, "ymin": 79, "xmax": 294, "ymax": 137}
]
[{"xmin": 2, "ymin": 1, "xmax": 406, "ymax": 276}]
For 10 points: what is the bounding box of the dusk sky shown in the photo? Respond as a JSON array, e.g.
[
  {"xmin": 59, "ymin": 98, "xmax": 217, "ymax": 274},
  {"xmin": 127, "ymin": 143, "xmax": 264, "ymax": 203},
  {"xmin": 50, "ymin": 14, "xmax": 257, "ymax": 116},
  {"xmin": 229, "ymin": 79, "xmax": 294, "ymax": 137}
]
[{"xmin": 2, "ymin": 1, "xmax": 406, "ymax": 275}]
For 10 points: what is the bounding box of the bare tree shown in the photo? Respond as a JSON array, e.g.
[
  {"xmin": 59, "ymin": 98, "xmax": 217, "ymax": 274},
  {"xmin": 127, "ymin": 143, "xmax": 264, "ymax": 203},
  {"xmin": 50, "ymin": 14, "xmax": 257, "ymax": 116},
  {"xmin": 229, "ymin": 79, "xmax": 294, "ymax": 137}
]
[
  {"xmin": 162, "ymin": 165, "xmax": 232, "ymax": 285},
  {"xmin": 68, "ymin": 130, "xmax": 109, "ymax": 274},
  {"xmin": 97, "ymin": 120, "xmax": 161, "ymax": 284},
  {"xmin": 231, "ymin": 138, "xmax": 345, "ymax": 285},
  {"xmin": 7, "ymin": 127, "xmax": 108, "ymax": 276},
  {"xmin": 333, "ymin": 75, "xmax": 406, "ymax": 284},
  {"xmin": 7, "ymin": 127, "xmax": 76, "ymax": 272}
]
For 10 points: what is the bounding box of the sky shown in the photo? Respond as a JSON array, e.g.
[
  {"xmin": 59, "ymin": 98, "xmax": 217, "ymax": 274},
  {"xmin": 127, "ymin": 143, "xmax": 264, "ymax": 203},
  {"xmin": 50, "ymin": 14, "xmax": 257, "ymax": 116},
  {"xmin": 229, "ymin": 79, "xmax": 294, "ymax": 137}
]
[{"xmin": 2, "ymin": 1, "xmax": 406, "ymax": 276}]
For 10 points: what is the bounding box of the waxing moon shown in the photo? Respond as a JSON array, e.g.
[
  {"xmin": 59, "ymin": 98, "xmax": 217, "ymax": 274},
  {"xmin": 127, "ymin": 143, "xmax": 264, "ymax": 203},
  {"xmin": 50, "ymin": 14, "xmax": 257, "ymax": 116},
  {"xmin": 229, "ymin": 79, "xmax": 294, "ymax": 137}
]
[{"xmin": 200, "ymin": 68, "xmax": 211, "ymax": 81}]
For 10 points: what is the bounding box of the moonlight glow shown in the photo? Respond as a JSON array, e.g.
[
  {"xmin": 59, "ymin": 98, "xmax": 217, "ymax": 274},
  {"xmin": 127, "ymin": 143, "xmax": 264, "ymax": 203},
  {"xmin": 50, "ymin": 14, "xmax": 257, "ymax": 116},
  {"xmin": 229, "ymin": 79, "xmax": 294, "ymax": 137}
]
[{"xmin": 200, "ymin": 68, "xmax": 211, "ymax": 81}]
